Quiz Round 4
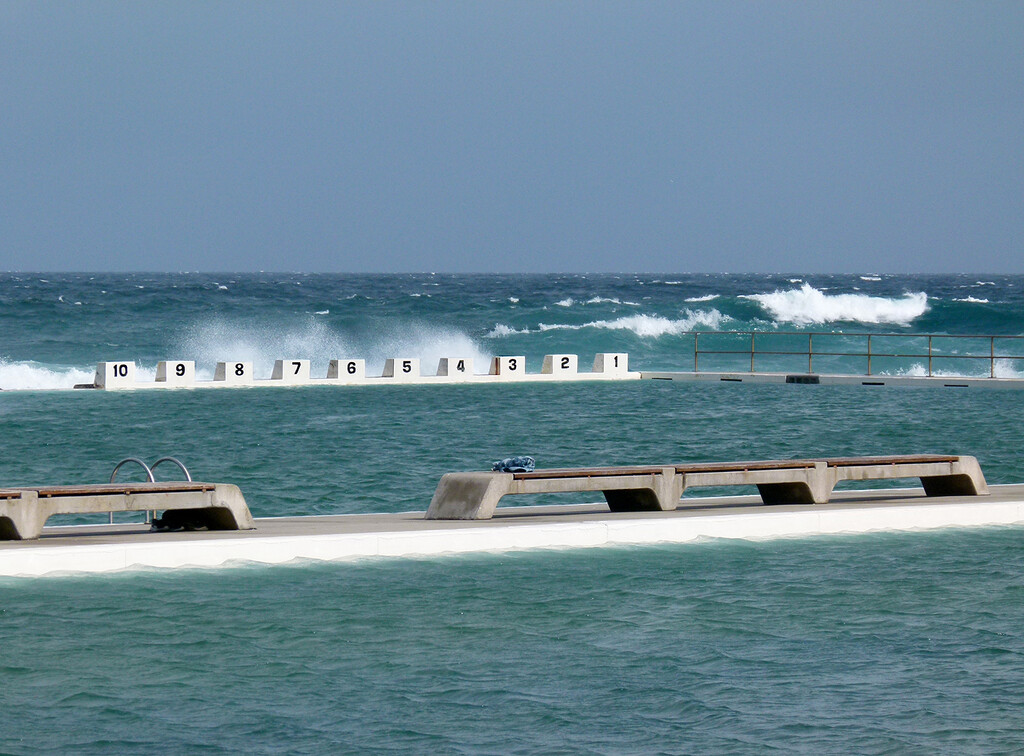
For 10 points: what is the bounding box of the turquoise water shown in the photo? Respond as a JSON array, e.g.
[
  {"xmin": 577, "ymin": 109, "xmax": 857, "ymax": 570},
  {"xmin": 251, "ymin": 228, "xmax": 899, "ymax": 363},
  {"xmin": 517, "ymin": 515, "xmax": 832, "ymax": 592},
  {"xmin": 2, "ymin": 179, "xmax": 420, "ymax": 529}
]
[
  {"xmin": 2, "ymin": 273, "xmax": 1024, "ymax": 752},
  {"xmin": 3, "ymin": 531, "xmax": 1024, "ymax": 754}
]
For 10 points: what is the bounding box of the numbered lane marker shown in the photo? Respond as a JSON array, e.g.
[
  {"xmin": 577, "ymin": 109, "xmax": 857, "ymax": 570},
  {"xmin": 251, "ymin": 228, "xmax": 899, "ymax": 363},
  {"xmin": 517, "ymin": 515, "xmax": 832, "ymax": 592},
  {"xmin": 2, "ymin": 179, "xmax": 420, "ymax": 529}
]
[
  {"xmin": 327, "ymin": 359, "xmax": 366, "ymax": 383},
  {"xmin": 271, "ymin": 359, "xmax": 311, "ymax": 384},
  {"xmin": 437, "ymin": 357, "xmax": 474, "ymax": 380},
  {"xmin": 592, "ymin": 353, "xmax": 628, "ymax": 375},
  {"xmin": 214, "ymin": 361, "xmax": 254, "ymax": 384},
  {"xmin": 156, "ymin": 360, "xmax": 196, "ymax": 386},
  {"xmin": 489, "ymin": 355, "xmax": 526, "ymax": 378},
  {"xmin": 382, "ymin": 358, "xmax": 420, "ymax": 381},
  {"xmin": 542, "ymin": 354, "xmax": 578, "ymax": 377},
  {"xmin": 95, "ymin": 361, "xmax": 136, "ymax": 389}
]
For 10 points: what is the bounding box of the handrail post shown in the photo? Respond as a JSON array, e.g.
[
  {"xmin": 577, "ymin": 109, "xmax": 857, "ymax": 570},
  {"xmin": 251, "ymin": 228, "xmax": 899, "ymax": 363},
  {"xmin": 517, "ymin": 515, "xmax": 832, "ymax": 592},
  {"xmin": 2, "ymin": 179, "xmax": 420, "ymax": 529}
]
[
  {"xmin": 928, "ymin": 336, "xmax": 933, "ymax": 377},
  {"xmin": 991, "ymin": 336, "xmax": 995, "ymax": 378},
  {"xmin": 694, "ymin": 333, "xmax": 699, "ymax": 373},
  {"xmin": 867, "ymin": 334, "xmax": 872, "ymax": 376},
  {"xmin": 808, "ymin": 334, "xmax": 813, "ymax": 373},
  {"xmin": 750, "ymin": 333, "xmax": 755, "ymax": 373}
]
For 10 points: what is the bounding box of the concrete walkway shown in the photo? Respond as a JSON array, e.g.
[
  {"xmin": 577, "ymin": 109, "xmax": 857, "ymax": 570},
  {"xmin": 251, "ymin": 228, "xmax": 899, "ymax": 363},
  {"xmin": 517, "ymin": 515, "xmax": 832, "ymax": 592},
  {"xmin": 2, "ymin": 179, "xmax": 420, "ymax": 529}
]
[
  {"xmin": 641, "ymin": 370, "xmax": 1024, "ymax": 389},
  {"xmin": 3, "ymin": 485, "xmax": 1024, "ymax": 577}
]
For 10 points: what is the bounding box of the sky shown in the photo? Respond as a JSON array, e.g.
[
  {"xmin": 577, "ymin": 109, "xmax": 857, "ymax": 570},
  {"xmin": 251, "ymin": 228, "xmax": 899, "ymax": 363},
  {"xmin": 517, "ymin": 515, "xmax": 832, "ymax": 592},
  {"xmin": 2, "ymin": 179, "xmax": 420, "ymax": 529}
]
[{"xmin": 1, "ymin": 1, "xmax": 1022, "ymax": 273}]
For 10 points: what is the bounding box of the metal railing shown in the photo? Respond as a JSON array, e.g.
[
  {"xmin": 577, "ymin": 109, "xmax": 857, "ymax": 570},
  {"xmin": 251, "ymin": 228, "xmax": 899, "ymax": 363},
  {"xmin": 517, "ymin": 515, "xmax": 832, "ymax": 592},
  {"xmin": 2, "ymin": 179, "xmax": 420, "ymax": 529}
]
[{"xmin": 690, "ymin": 331, "xmax": 1024, "ymax": 378}]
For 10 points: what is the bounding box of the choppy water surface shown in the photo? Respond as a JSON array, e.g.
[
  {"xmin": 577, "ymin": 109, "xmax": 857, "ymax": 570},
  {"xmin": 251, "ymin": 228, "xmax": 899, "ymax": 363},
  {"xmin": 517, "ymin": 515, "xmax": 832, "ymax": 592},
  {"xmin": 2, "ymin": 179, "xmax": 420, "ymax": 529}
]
[
  {"xmin": 2, "ymin": 273, "xmax": 1024, "ymax": 753},
  {"xmin": 3, "ymin": 530, "xmax": 1024, "ymax": 754}
]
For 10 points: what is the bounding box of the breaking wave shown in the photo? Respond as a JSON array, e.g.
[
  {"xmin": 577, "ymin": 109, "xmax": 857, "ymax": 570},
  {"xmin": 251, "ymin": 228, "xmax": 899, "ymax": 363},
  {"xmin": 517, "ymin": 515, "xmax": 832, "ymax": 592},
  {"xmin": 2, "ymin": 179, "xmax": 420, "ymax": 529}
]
[
  {"xmin": 743, "ymin": 284, "xmax": 928, "ymax": 326},
  {"xmin": 177, "ymin": 318, "xmax": 492, "ymax": 378},
  {"xmin": 537, "ymin": 310, "xmax": 728, "ymax": 338},
  {"xmin": 0, "ymin": 360, "xmax": 95, "ymax": 391},
  {"xmin": 893, "ymin": 360, "xmax": 1024, "ymax": 379}
]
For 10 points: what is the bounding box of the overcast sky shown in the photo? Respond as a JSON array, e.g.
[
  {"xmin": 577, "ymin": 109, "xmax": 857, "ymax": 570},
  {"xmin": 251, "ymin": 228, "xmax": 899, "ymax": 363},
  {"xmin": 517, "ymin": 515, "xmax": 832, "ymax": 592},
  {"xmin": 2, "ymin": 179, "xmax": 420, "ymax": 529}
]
[{"xmin": 1, "ymin": 2, "xmax": 1021, "ymax": 273}]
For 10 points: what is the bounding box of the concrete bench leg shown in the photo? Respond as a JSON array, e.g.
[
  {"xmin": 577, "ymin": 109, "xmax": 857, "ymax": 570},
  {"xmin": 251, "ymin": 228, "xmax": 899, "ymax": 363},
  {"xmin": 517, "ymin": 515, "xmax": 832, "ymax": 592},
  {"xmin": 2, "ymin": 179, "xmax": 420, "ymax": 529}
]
[
  {"xmin": 0, "ymin": 492, "xmax": 46, "ymax": 540},
  {"xmin": 426, "ymin": 473, "xmax": 514, "ymax": 520},
  {"xmin": 604, "ymin": 469, "xmax": 682, "ymax": 512},
  {"xmin": 756, "ymin": 481, "xmax": 820, "ymax": 505},
  {"xmin": 758, "ymin": 466, "xmax": 832, "ymax": 504},
  {"xmin": 156, "ymin": 485, "xmax": 256, "ymax": 531},
  {"xmin": 921, "ymin": 456, "xmax": 989, "ymax": 496}
]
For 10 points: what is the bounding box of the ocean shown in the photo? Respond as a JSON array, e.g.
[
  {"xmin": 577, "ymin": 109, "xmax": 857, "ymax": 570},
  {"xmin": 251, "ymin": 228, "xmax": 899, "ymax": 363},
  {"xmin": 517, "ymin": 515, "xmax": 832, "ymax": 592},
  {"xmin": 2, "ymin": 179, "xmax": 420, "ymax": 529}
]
[{"xmin": 2, "ymin": 273, "xmax": 1023, "ymax": 753}]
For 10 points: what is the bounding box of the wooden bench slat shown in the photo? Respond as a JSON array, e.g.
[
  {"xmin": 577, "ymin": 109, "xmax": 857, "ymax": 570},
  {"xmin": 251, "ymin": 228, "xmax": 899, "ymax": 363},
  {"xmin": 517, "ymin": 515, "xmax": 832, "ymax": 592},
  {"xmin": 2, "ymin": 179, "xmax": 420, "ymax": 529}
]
[
  {"xmin": 676, "ymin": 459, "xmax": 819, "ymax": 473},
  {"xmin": 513, "ymin": 459, "xmax": 821, "ymax": 480},
  {"xmin": 513, "ymin": 466, "xmax": 663, "ymax": 480},
  {"xmin": 825, "ymin": 454, "xmax": 958, "ymax": 467},
  {"xmin": 28, "ymin": 482, "xmax": 216, "ymax": 498}
]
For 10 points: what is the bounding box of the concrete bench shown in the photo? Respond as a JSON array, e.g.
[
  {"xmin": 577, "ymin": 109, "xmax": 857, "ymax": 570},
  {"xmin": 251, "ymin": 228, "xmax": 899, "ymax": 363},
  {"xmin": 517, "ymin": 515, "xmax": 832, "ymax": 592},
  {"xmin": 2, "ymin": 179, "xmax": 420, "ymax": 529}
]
[
  {"xmin": 424, "ymin": 454, "xmax": 988, "ymax": 520},
  {"xmin": 0, "ymin": 482, "xmax": 255, "ymax": 540}
]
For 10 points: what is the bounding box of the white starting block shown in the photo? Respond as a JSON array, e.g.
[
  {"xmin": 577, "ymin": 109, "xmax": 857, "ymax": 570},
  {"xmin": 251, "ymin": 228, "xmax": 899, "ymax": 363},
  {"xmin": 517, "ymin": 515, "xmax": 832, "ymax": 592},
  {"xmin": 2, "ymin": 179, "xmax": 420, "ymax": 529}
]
[
  {"xmin": 95, "ymin": 361, "xmax": 136, "ymax": 389},
  {"xmin": 327, "ymin": 359, "xmax": 366, "ymax": 383},
  {"xmin": 214, "ymin": 361, "xmax": 254, "ymax": 385},
  {"xmin": 156, "ymin": 360, "xmax": 196, "ymax": 386},
  {"xmin": 271, "ymin": 359, "xmax": 311, "ymax": 384},
  {"xmin": 489, "ymin": 355, "xmax": 526, "ymax": 379},
  {"xmin": 437, "ymin": 357, "xmax": 474, "ymax": 380},
  {"xmin": 88, "ymin": 351, "xmax": 634, "ymax": 390},
  {"xmin": 542, "ymin": 354, "xmax": 578, "ymax": 377},
  {"xmin": 592, "ymin": 353, "xmax": 628, "ymax": 375},
  {"xmin": 382, "ymin": 358, "xmax": 420, "ymax": 382}
]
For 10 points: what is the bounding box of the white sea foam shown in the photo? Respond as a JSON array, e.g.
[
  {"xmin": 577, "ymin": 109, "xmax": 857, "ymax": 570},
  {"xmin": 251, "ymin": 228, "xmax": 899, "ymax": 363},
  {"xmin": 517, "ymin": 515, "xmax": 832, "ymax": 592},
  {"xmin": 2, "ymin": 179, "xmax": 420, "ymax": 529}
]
[
  {"xmin": 860, "ymin": 276, "xmax": 882, "ymax": 282},
  {"xmin": 0, "ymin": 360, "xmax": 95, "ymax": 391},
  {"xmin": 953, "ymin": 297, "xmax": 989, "ymax": 304},
  {"xmin": 742, "ymin": 284, "xmax": 928, "ymax": 326},
  {"xmin": 508, "ymin": 297, "xmax": 519, "ymax": 304},
  {"xmin": 555, "ymin": 298, "xmax": 574, "ymax": 307},
  {"xmin": 893, "ymin": 360, "xmax": 1024, "ymax": 379},
  {"xmin": 485, "ymin": 324, "xmax": 530, "ymax": 338},
  {"xmin": 684, "ymin": 294, "xmax": 719, "ymax": 303},
  {"xmin": 537, "ymin": 309, "xmax": 728, "ymax": 338},
  {"xmin": 177, "ymin": 318, "xmax": 493, "ymax": 378}
]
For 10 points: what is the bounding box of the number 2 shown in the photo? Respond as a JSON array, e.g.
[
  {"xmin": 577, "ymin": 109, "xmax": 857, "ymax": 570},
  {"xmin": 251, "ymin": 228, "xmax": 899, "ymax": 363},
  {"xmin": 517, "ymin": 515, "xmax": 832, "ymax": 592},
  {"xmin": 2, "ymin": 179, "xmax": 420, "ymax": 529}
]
[{"xmin": 560, "ymin": 357, "xmax": 570, "ymax": 369}]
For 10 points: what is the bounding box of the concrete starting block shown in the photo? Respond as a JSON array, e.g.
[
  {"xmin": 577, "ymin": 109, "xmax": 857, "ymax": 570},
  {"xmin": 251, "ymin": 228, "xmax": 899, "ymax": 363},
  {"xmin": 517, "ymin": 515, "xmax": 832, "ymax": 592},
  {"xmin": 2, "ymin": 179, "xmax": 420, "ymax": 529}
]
[
  {"xmin": 272, "ymin": 359, "xmax": 311, "ymax": 384},
  {"xmin": 593, "ymin": 353, "xmax": 628, "ymax": 375},
  {"xmin": 437, "ymin": 357, "xmax": 474, "ymax": 380},
  {"xmin": 382, "ymin": 358, "xmax": 420, "ymax": 381},
  {"xmin": 95, "ymin": 361, "xmax": 136, "ymax": 389},
  {"xmin": 489, "ymin": 355, "xmax": 526, "ymax": 379},
  {"xmin": 426, "ymin": 454, "xmax": 989, "ymax": 519},
  {"xmin": 0, "ymin": 482, "xmax": 255, "ymax": 540},
  {"xmin": 542, "ymin": 354, "xmax": 578, "ymax": 376},
  {"xmin": 156, "ymin": 360, "xmax": 196, "ymax": 387},
  {"xmin": 214, "ymin": 361, "xmax": 254, "ymax": 384},
  {"xmin": 327, "ymin": 359, "xmax": 367, "ymax": 383}
]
